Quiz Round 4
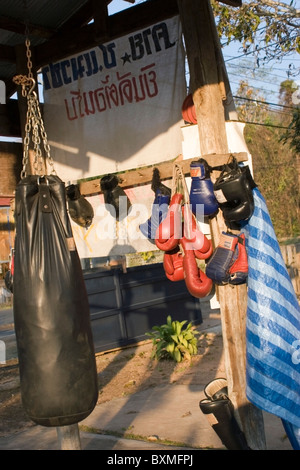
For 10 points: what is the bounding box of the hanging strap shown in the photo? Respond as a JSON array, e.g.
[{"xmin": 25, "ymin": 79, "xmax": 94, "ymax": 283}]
[
  {"xmin": 171, "ymin": 163, "xmax": 196, "ymax": 240},
  {"xmin": 13, "ymin": 39, "xmax": 56, "ymax": 179},
  {"xmin": 202, "ymin": 154, "xmax": 241, "ymax": 175},
  {"xmin": 171, "ymin": 163, "xmax": 190, "ymax": 203}
]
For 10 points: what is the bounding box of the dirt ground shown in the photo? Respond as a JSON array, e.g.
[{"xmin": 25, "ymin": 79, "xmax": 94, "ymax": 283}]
[{"xmin": 0, "ymin": 329, "xmax": 224, "ymax": 438}]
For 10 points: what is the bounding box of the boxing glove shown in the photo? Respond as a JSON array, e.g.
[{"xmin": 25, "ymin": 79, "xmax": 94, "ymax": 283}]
[
  {"xmin": 181, "ymin": 237, "xmax": 213, "ymax": 298},
  {"xmin": 228, "ymin": 233, "xmax": 248, "ymax": 285},
  {"xmin": 66, "ymin": 184, "xmax": 94, "ymax": 228},
  {"xmin": 182, "ymin": 205, "xmax": 213, "ymax": 259},
  {"xmin": 100, "ymin": 174, "xmax": 132, "ymax": 221},
  {"xmin": 199, "ymin": 378, "xmax": 250, "ymax": 450},
  {"xmin": 163, "ymin": 247, "xmax": 184, "ymax": 282},
  {"xmin": 151, "ymin": 167, "xmax": 172, "ymax": 198},
  {"xmin": 214, "ymin": 164, "xmax": 255, "ymax": 224},
  {"xmin": 205, "ymin": 232, "xmax": 248, "ymax": 285},
  {"xmin": 5, "ymin": 249, "xmax": 14, "ymax": 293},
  {"xmin": 155, "ymin": 193, "xmax": 183, "ymax": 251},
  {"xmin": 140, "ymin": 188, "xmax": 170, "ymax": 242},
  {"xmin": 190, "ymin": 159, "xmax": 219, "ymax": 218}
]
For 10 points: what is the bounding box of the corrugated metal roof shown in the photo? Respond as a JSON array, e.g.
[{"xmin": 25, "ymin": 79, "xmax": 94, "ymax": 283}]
[
  {"xmin": 0, "ymin": 0, "xmax": 91, "ymax": 89},
  {"xmin": 0, "ymin": 0, "xmax": 89, "ymax": 31},
  {"xmin": 0, "ymin": 0, "xmax": 90, "ymax": 49}
]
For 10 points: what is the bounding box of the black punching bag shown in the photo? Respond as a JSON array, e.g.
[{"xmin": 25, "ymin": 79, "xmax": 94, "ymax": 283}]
[{"xmin": 13, "ymin": 175, "xmax": 98, "ymax": 427}]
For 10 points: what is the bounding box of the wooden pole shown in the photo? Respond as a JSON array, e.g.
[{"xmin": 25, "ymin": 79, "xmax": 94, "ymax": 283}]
[
  {"xmin": 56, "ymin": 424, "xmax": 82, "ymax": 450},
  {"xmin": 177, "ymin": 0, "xmax": 266, "ymax": 450}
]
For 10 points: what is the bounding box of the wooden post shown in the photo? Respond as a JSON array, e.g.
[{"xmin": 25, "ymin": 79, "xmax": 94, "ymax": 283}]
[
  {"xmin": 56, "ymin": 424, "xmax": 82, "ymax": 450},
  {"xmin": 177, "ymin": 0, "xmax": 266, "ymax": 449}
]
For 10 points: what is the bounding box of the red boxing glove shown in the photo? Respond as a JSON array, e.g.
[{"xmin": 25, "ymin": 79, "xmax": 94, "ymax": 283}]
[
  {"xmin": 181, "ymin": 205, "xmax": 213, "ymax": 260},
  {"xmin": 228, "ymin": 233, "xmax": 248, "ymax": 284},
  {"xmin": 163, "ymin": 247, "xmax": 184, "ymax": 282},
  {"xmin": 181, "ymin": 237, "xmax": 213, "ymax": 298},
  {"xmin": 155, "ymin": 193, "xmax": 183, "ymax": 251}
]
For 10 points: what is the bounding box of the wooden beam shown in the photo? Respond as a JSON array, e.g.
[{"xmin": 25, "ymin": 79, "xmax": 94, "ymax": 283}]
[
  {"xmin": 177, "ymin": 0, "xmax": 265, "ymax": 450},
  {"xmin": 0, "ymin": 100, "xmax": 21, "ymax": 137},
  {"xmin": 92, "ymin": 0, "xmax": 109, "ymax": 42},
  {"xmin": 0, "ymin": 15, "xmax": 56, "ymax": 38},
  {"xmin": 0, "ymin": 44, "xmax": 15, "ymax": 63},
  {"xmin": 34, "ymin": 0, "xmax": 179, "ymax": 67},
  {"xmin": 55, "ymin": 0, "xmax": 95, "ymax": 31},
  {"xmin": 79, "ymin": 152, "xmax": 248, "ymax": 196},
  {"xmin": 218, "ymin": 0, "xmax": 242, "ymax": 6}
]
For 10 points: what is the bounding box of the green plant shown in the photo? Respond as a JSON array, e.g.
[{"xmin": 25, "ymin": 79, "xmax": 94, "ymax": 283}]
[{"xmin": 146, "ymin": 315, "xmax": 199, "ymax": 363}]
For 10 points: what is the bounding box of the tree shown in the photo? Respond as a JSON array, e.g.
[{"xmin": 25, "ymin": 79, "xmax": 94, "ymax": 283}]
[
  {"xmin": 234, "ymin": 79, "xmax": 269, "ymax": 122},
  {"xmin": 212, "ymin": 0, "xmax": 300, "ymax": 68},
  {"xmin": 212, "ymin": 1, "xmax": 300, "ymax": 237},
  {"xmin": 279, "ymin": 79, "xmax": 297, "ymax": 107},
  {"xmin": 279, "ymin": 80, "xmax": 300, "ymax": 153},
  {"xmin": 236, "ymin": 81, "xmax": 300, "ymax": 238}
]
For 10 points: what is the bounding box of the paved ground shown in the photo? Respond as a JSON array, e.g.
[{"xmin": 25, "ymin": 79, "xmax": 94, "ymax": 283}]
[
  {"xmin": 0, "ymin": 304, "xmax": 293, "ymax": 452},
  {"xmin": 0, "ymin": 382, "xmax": 292, "ymax": 451}
]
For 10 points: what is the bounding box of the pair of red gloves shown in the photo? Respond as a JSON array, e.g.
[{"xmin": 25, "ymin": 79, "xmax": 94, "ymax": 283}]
[{"xmin": 155, "ymin": 193, "xmax": 213, "ymax": 298}]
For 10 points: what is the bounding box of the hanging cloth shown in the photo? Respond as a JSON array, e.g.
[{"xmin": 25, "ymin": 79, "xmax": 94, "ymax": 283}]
[
  {"xmin": 12, "ymin": 62, "xmax": 98, "ymax": 427},
  {"xmin": 242, "ymin": 188, "xmax": 300, "ymax": 449}
]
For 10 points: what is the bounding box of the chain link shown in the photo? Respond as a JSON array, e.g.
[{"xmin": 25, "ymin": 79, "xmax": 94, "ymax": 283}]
[
  {"xmin": 13, "ymin": 39, "xmax": 56, "ymax": 178},
  {"xmin": 25, "ymin": 38, "xmax": 33, "ymax": 79}
]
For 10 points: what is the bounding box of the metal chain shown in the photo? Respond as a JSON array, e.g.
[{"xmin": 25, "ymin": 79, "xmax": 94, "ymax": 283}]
[
  {"xmin": 25, "ymin": 38, "xmax": 33, "ymax": 79},
  {"xmin": 13, "ymin": 39, "xmax": 56, "ymax": 178}
]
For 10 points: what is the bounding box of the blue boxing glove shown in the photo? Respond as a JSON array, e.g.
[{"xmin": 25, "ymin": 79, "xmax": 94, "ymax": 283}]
[
  {"xmin": 205, "ymin": 232, "xmax": 248, "ymax": 285},
  {"xmin": 140, "ymin": 188, "xmax": 170, "ymax": 242},
  {"xmin": 190, "ymin": 159, "xmax": 219, "ymax": 218}
]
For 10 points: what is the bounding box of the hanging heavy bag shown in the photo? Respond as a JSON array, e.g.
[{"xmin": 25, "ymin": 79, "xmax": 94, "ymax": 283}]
[
  {"xmin": 12, "ymin": 72, "xmax": 98, "ymax": 427},
  {"xmin": 13, "ymin": 175, "xmax": 98, "ymax": 427},
  {"xmin": 66, "ymin": 184, "xmax": 94, "ymax": 228},
  {"xmin": 100, "ymin": 174, "xmax": 132, "ymax": 221}
]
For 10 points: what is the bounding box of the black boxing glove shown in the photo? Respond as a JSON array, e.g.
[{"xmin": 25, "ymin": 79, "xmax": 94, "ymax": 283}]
[
  {"xmin": 214, "ymin": 163, "xmax": 256, "ymax": 224},
  {"xmin": 66, "ymin": 184, "xmax": 94, "ymax": 228},
  {"xmin": 100, "ymin": 174, "xmax": 132, "ymax": 221}
]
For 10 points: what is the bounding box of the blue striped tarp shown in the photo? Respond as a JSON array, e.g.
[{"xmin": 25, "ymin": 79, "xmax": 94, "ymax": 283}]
[{"xmin": 242, "ymin": 188, "xmax": 300, "ymax": 449}]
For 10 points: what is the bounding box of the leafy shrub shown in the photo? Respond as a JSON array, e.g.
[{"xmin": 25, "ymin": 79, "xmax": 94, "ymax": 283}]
[{"xmin": 146, "ymin": 315, "xmax": 199, "ymax": 363}]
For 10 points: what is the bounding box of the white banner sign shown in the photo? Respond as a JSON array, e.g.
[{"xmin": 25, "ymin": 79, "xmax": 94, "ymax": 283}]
[
  {"xmin": 42, "ymin": 16, "xmax": 186, "ymax": 183},
  {"xmin": 70, "ymin": 182, "xmax": 167, "ymax": 260}
]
